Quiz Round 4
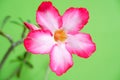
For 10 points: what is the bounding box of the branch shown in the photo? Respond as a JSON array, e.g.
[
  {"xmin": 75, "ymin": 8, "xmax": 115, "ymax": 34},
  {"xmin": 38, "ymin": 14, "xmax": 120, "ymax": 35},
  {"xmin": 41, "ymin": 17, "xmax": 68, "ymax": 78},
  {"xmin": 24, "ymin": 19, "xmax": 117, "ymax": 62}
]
[
  {"xmin": 0, "ymin": 17, "xmax": 32, "ymax": 80},
  {"xmin": 5, "ymin": 64, "xmax": 22, "ymax": 80},
  {"xmin": 21, "ymin": 27, "xmax": 26, "ymax": 38},
  {"xmin": 0, "ymin": 39, "xmax": 23, "ymax": 69},
  {"xmin": 5, "ymin": 52, "xmax": 31, "ymax": 80},
  {"xmin": 0, "ymin": 20, "xmax": 27, "ymax": 69},
  {"xmin": 0, "ymin": 30, "xmax": 13, "ymax": 44}
]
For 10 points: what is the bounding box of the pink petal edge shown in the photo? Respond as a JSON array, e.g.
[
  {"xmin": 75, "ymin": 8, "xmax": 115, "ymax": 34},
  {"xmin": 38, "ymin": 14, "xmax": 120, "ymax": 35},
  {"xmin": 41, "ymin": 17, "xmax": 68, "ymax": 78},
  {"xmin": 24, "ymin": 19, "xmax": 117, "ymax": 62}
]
[
  {"xmin": 24, "ymin": 30, "xmax": 55, "ymax": 54},
  {"xmin": 62, "ymin": 8, "xmax": 89, "ymax": 34},
  {"xmin": 36, "ymin": 1, "xmax": 62, "ymax": 33},
  {"xmin": 50, "ymin": 44, "xmax": 73, "ymax": 76},
  {"xmin": 66, "ymin": 33, "xmax": 96, "ymax": 58}
]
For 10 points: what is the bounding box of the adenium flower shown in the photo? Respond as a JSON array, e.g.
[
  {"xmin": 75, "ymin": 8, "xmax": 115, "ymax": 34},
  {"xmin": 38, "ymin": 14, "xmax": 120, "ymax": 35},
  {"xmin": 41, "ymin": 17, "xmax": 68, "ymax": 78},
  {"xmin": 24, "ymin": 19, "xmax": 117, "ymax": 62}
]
[{"xmin": 24, "ymin": 1, "xmax": 96, "ymax": 76}]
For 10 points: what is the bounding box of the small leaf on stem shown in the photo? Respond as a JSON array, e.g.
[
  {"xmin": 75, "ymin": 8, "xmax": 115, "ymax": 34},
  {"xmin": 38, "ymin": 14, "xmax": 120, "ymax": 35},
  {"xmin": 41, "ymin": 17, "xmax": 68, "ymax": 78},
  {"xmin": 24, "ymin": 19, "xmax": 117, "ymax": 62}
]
[
  {"xmin": 24, "ymin": 61, "xmax": 33, "ymax": 68},
  {"xmin": 10, "ymin": 21, "xmax": 23, "ymax": 26},
  {"xmin": 0, "ymin": 16, "xmax": 11, "ymax": 29}
]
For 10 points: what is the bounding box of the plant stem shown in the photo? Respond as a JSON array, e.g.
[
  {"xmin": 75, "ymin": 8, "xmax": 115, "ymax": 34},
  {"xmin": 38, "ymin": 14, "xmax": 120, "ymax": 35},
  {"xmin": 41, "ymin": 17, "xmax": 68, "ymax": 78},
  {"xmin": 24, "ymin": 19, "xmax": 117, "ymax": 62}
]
[
  {"xmin": 0, "ymin": 39, "xmax": 23, "ymax": 69},
  {"xmin": 0, "ymin": 30, "xmax": 13, "ymax": 44},
  {"xmin": 44, "ymin": 66, "xmax": 50, "ymax": 80},
  {"xmin": 5, "ymin": 65, "xmax": 22, "ymax": 80},
  {"xmin": 5, "ymin": 52, "xmax": 30, "ymax": 80}
]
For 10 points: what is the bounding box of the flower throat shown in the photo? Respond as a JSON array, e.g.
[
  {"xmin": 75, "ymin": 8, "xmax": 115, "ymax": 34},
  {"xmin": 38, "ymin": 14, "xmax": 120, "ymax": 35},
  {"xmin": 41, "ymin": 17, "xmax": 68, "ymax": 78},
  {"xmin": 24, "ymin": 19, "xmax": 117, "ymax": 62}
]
[{"xmin": 54, "ymin": 30, "xmax": 67, "ymax": 42}]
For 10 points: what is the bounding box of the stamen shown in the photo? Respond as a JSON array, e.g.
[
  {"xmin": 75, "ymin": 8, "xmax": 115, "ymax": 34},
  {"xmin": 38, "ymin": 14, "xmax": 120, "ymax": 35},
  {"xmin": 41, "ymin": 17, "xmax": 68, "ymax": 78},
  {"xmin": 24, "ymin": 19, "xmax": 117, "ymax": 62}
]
[{"xmin": 54, "ymin": 30, "xmax": 67, "ymax": 42}]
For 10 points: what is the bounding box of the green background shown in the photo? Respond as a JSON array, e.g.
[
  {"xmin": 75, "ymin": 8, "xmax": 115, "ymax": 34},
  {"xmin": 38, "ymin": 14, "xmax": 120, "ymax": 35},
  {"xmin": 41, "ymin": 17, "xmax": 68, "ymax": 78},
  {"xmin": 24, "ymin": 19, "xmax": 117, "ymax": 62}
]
[{"xmin": 0, "ymin": 0, "xmax": 120, "ymax": 80}]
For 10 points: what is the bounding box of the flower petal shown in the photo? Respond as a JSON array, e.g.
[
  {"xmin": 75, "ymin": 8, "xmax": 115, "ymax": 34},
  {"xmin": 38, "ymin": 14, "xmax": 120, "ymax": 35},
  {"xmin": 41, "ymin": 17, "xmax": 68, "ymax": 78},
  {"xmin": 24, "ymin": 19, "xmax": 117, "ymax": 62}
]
[
  {"xmin": 36, "ymin": 1, "xmax": 62, "ymax": 33},
  {"xmin": 24, "ymin": 22, "xmax": 39, "ymax": 31},
  {"xmin": 50, "ymin": 44, "xmax": 73, "ymax": 76},
  {"xmin": 24, "ymin": 30, "xmax": 55, "ymax": 54},
  {"xmin": 66, "ymin": 33, "xmax": 96, "ymax": 58},
  {"xmin": 62, "ymin": 8, "xmax": 89, "ymax": 34}
]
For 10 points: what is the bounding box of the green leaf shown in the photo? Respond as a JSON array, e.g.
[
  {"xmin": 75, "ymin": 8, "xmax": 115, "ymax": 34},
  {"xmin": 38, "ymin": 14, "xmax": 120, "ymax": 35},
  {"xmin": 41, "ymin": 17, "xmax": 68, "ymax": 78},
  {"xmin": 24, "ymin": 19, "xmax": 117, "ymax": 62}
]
[
  {"xmin": 0, "ymin": 16, "xmax": 11, "ymax": 29},
  {"xmin": 10, "ymin": 21, "xmax": 23, "ymax": 26},
  {"xmin": 24, "ymin": 61, "xmax": 33, "ymax": 69},
  {"xmin": 16, "ymin": 64, "xmax": 22, "ymax": 78},
  {"xmin": 18, "ymin": 17, "xmax": 24, "ymax": 22}
]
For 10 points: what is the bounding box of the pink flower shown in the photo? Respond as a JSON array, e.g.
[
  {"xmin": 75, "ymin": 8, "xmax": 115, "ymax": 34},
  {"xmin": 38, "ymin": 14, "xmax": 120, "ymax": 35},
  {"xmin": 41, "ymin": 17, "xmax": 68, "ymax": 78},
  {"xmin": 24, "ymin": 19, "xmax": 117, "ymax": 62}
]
[{"xmin": 24, "ymin": 1, "xmax": 96, "ymax": 76}]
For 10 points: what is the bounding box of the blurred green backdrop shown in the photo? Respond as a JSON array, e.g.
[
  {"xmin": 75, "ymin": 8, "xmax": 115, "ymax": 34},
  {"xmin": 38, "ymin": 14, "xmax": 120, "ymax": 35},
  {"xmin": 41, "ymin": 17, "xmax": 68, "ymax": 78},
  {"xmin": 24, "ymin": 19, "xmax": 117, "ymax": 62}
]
[{"xmin": 0, "ymin": 0, "xmax": 120, "ymax": 80}]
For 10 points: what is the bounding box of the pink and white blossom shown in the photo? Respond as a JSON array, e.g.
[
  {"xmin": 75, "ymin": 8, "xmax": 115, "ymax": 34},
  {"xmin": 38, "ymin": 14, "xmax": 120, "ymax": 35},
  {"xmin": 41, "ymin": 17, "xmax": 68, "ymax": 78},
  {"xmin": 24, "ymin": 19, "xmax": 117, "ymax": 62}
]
[{"xmin": 24, "ymin": 1, "xmax": 96, "ymax": 76}]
